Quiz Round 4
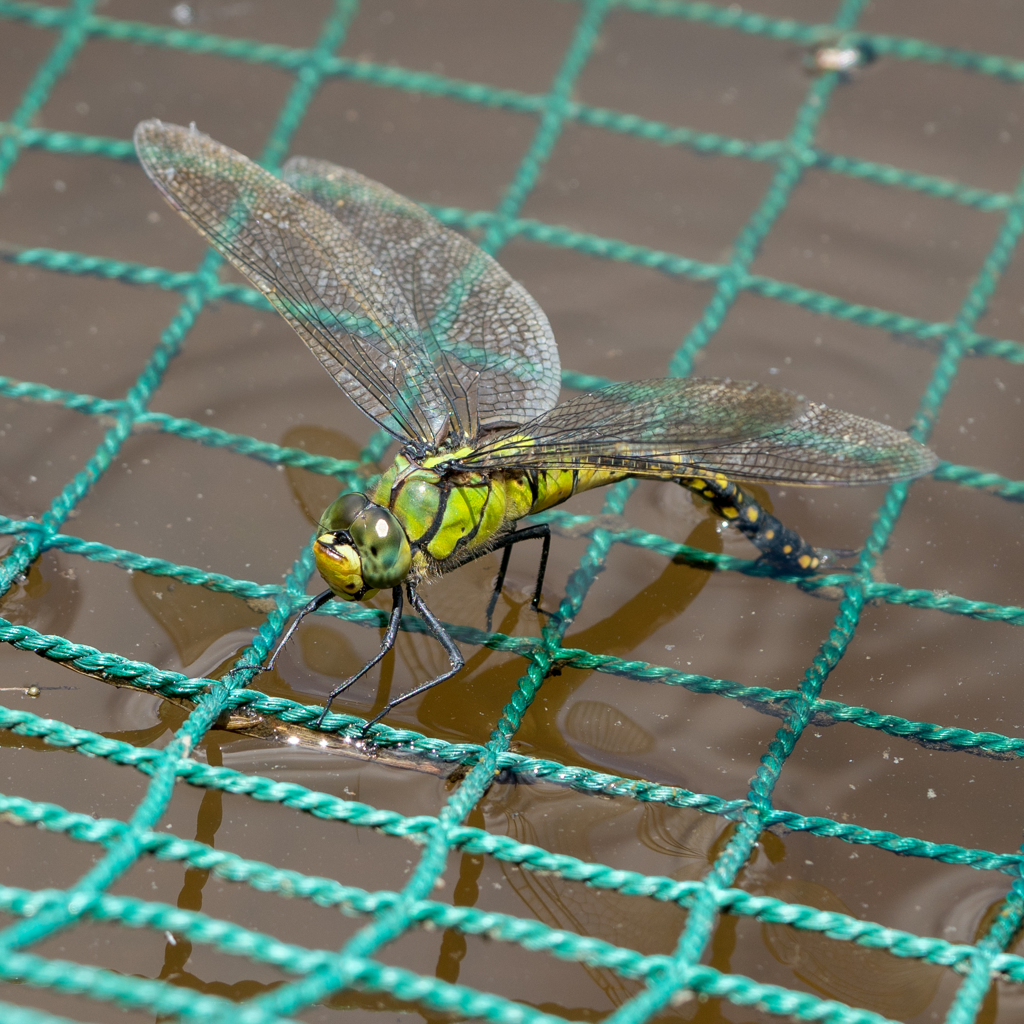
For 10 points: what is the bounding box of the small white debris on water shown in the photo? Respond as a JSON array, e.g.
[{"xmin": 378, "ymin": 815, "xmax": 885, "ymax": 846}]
[
  {"xmin": 813, "ymin": 46, "xmax": 862, "ymax": 72},
  {"xmin": 927, "ymin": 788, "xmax": 937, "ymax": 799}
]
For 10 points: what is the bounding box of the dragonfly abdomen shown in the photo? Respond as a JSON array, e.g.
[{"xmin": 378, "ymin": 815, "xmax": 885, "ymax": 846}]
[
  {"xmin": 521, "ymin": 467, "xmax": 630, "ymax": 516},
  {"xmin": 521, "ymin": 466, "xmax": 824, "ymax": 572}
]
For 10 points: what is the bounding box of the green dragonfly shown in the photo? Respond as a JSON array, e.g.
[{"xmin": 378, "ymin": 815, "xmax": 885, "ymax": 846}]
[{"xmin": 134, "ymin": 120, "xmax": 938, "ymax": 731}]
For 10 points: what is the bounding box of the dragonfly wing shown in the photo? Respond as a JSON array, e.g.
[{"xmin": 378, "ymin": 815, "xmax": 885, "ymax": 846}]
[
  {"xmin": 134, "ymin": 120, "xmax": 456, "ymax": 445},
  {"xmin": 460, "ymin": 378, "xmax": 938, "ymax": 485},
  {"xmin": 283, "ymin": 156, "xmax": 561, "ymax": 434}
]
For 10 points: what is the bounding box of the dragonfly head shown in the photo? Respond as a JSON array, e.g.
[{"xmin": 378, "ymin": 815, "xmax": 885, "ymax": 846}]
[{"xmin": 314, "ymin": 492, "xmax": 411, "ymax": 601}]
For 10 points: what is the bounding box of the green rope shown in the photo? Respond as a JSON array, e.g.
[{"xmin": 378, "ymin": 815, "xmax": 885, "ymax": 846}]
[
  {"xmin": 0, "ymin": 0, "xmax": 94, "ymax": 185},
  {"xmin": 0, "ymin": 0, "xmax": 1022, "ymax": 1021},
  {"xmin": 11, "ymin": 232, "xmax": 1024, "ymax": 364}
]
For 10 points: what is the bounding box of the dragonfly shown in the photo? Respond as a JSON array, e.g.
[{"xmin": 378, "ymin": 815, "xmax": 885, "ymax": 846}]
[{"xmin": 134, "ymin": 120, "xmax": 938, "ymax": 732}]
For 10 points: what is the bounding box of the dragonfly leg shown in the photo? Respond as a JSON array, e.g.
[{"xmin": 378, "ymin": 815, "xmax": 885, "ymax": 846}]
[
  {"xmin": 680, "ymin": 475, "xmax": 825, "ymax": 574},
  {"xmin": 361, "ymin": 582, "xmax": 464, "ymax": 734},
  {"xmin": 489, "ymin": 544, "xmax": 515, "ymax": 627},
  {"xmin": 262, "ymin": 589, "xmax": 335, "ymax": 673},
  {"xmin": 314, "ymin": 586, "xmax": 403, "ymax": 728},
  {"xmin": 457, "ymin": 523, "xmax": 551, "ymax": 630}
]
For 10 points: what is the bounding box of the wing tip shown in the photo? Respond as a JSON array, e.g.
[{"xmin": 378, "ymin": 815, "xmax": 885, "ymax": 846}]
[
  {"xmin": 134, "ymin": 118, "xmax": 183, "ymax": 154},
  {"xmin": 134, "ymin": 119, "xmax": 185, "ymax": 178},
  {"xmin": 134, "ymin": 119, "xmax": 223, "ymax": 177}
]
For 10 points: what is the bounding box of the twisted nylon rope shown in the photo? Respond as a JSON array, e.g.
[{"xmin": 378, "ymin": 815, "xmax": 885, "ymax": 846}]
[{"xmin": 0, "ymin": 1, "xmax": 1022, "ymax": 1022}]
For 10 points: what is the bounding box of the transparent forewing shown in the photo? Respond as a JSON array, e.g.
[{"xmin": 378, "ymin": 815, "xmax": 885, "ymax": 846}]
[
  {"xmin": 283, "ymin": 157, "xmax": 561, "ymax": 433},
  {"xmin": 134, "ymin": 120, "xmax": 457, "ymax": 444},
  {"xmin": 460, "ymin": 378, "xmax": 938, "ymax": 485}
]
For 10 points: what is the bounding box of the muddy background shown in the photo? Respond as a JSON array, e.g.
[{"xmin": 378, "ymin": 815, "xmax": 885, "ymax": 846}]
[{"xmin": 1, "ymin": 1, "xmax": 1024, "ymax": 1022}]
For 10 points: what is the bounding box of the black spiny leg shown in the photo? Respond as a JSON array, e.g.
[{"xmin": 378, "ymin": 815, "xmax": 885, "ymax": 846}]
[
  {"xmin": 680, "ymin": 475, "xmax": 829, "ymax": 574},
  {"xmin": 488, "ymin": 543, "xmax": 515, "ymax": 629},
  {"xmin": 262, "ymin": 588, "xmax": 334, "ymax": 673},
  {"xmin": 314, "ymin": 586, "xmax": 404, "ymax": 728},
  {"xmin": 361, "ymin": 582, "xmax": 464, "ymax": 734},
  {"xmin": 456, "ymin": 523, "xmax": 551, "ymax": 630}
]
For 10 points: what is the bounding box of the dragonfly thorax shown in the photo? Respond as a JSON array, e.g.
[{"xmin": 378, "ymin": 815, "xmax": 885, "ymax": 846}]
[{"xmin": 313, "ymin": 492, "xmax": 411, "ymax": 601}]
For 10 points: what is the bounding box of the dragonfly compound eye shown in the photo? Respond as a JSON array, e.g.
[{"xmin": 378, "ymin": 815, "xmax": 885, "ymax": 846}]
[
  {"xmin": 349, "ymin": 504, "xmax": 411, "ymax": 589},
  {"xmin": 319, "ymin": 491, "xmax": 370, "ymax": 533}
]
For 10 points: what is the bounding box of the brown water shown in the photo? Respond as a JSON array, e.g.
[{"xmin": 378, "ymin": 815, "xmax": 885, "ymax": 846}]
[{"xmin": 2, "ymin": 1, "xmax": 1024, "ymax": 1022}]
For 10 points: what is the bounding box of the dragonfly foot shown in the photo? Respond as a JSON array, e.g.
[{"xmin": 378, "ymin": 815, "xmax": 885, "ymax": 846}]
[
  {"xmin": 358, "ymin": 708, "xmax": 389, "ymax": 745},
  {"xmin": 532, "ymin": 602, "xmax": 560, "ymax": 626}
]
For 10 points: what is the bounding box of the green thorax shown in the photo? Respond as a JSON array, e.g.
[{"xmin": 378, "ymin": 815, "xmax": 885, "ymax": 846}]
[
  {"xmin": 370, "ymin": 449, "xmax": 626, "ymax": 576},
  {"xmin": 370, "ymin": 453, "xmax": 515, "ymax": 574}
]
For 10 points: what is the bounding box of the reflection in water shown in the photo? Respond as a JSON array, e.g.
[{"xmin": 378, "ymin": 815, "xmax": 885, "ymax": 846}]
[
  {"xmin": 121, "ymin": 425, "xmax": 954, "ymax": 1021},
  {"xmin": 0, "ymin": 550, "xmax": 81, "ymax": 637},
  {"xmin": 281, "ymin": 425, "xmax": 373, "ymax": 527},
  {"xmin": 416, "ymin": 517, "xmax": 720, "ymax": 768},
  {"xmin": 0, "ymin": 551, "xmax": 83, "ymax": 709},
  {"xmin": 637, "ymin": 803, "xmax": 723, "ymax": 862},
  {"xmin": 560, "ymin": 516, "xmax": 719, "ymax": 666},
  {"xmin": 435, "ymin": 805, "xmax": 487, "ymax": 989},
  {"xmin": 297, "ymin": 622, "xmax": 363, "ymax": 680},
  {"xmin": 132, "ymin": 572, "xmax": 265, "ymax": 669},
  {"xmin": 961, "ymin": 893, "xmax": 1024, "ymax": 1024},
  {"xmin": 159, "ymin": 737, "xmax": 226, "ymax": 988},
  {"xmin": 490, "ymin": 783, "xmax": 724, "ymax": 1015},
  {"xmin": 128, "ymin": 423, "xmax": 373, "ymax": 681},
  {"xmin": 564, "ymin": 700, "xmax": 655, "ymax": 756},
  {"xmin": 519, "ymin": 517, "xmax": 720, "ymax": 771},
  {"xmin": 132, "ymin": 560, "xmax": 460, "ymax": 769},
  {"xmin": 760, "ymin": 878, "xmax": 943, "ymax": 1019}
]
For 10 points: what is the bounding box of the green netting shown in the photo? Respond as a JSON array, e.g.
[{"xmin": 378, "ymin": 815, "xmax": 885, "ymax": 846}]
[{"xmin": 0, "ymin": 0, "xmax": 1022, "ymax": 1022}]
